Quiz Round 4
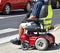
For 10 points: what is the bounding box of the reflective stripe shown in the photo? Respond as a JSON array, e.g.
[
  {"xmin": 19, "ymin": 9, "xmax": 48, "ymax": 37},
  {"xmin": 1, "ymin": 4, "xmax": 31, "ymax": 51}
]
[
  {"xmin": 44, "ymin": 23, "xmax": 51, "ymax": 26},
  {"xmin": 44, "ymin": 18, "xmax": 52, "ymax": 20}
]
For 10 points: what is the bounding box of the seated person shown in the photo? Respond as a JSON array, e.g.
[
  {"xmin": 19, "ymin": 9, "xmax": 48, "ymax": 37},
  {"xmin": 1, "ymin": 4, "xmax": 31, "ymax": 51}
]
[{"xmin": 10, "ymin": 0, "xmax": 44, "ymax": 45}]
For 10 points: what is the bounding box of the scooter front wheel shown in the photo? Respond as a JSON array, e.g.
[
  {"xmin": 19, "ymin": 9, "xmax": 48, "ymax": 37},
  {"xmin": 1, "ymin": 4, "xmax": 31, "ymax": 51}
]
[{"xmin": 21, "ymin": 41, "xmax": 29, "ymax": 50}]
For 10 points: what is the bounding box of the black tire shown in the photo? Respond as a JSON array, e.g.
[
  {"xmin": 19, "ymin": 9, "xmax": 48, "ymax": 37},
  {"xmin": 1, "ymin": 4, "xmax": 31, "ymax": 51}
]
[
  {"xmin": 21, "ymin": 42, "xmax": 29, "ymax": 50},
  {"xmin": 56, "ymin": 1, "xmax": 60, "ymax": 8},
  {"xmin": 24, "ymin": 2, "xmax": 31, "ymax": 12},
  {"xmin": 3, "ymin": 4, "xmax": 11, "ymax": 14},
  {"xmin": 35, "ymin": 38, "xmax": 48, "ymax": 50}
]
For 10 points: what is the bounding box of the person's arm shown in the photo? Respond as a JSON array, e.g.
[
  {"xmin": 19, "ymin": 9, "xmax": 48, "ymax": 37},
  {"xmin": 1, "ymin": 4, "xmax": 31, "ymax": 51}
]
[
  {"xmin": 22, "ymin": 10, "xmax": 32, "ymax": 23},
  {"xmin": 28, "ymin": 16, "xmax": 36, "ymax": 19},
  {"xmin": 29, "ymin": 2, "xmax": 43, "ymax": 19}
]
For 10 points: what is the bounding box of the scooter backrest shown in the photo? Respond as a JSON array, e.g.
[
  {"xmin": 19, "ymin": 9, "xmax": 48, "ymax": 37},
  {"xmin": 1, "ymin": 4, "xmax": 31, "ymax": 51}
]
[{"xmin": 39, "ymin": 0, "xmax": 48, "ymax": 18}]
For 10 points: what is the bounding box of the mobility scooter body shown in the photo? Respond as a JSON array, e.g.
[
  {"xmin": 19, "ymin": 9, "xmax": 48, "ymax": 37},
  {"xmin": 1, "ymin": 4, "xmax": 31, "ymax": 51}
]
[{"xmin": 20, "ymin": 0, "xmax": 55, "ymax": 50}]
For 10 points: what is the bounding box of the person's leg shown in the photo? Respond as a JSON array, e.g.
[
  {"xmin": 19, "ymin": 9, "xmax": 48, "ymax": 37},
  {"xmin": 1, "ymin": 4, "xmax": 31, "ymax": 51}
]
[
  {"xmin": 19, "ymin": 24, "xmax": 24, "ymax": 36},
  {"xmin": 10, "ymin": 24, "xmax": 24, "ymax": 45},
  {"xmin": 10, "ymin": 23, "xmax": 28, "ymax": 45}
]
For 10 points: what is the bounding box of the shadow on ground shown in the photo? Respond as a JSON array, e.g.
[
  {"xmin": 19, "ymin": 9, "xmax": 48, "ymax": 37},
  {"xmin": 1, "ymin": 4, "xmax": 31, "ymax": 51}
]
[{"xmin": 47, "ymin": 43, "xmax": 60, "ymax": 51}]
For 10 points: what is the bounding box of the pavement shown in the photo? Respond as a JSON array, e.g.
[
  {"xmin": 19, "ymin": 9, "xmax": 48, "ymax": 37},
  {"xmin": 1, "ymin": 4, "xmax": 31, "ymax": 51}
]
[{"xmin": 0, "ymin": 24, "xmax": 60, "ymax": 53}]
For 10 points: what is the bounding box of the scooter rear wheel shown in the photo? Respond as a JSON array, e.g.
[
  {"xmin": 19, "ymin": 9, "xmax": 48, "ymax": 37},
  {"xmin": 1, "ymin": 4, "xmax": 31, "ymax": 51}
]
[{"xmin": 35, "ymin": 38, "xmax": 48, "ymax": 50}]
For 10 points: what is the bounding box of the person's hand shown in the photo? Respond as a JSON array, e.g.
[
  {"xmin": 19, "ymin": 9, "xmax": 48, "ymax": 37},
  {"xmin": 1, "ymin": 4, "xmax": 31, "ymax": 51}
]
[{"xmin": 26, "ymin": 18, "xmax": 29, "ymax": 23}]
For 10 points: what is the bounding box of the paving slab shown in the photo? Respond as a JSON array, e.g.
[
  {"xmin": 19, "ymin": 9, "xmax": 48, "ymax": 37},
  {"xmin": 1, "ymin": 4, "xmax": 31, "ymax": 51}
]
[{"xmin": 0, "ymin": 42, "xmax": 60, "ymax": 53}]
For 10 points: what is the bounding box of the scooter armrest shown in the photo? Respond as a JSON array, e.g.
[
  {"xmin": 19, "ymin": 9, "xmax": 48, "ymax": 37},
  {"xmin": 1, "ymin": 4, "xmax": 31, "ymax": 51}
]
[{"xmin": 26, "ymin": 18, "xmax": 39, "ymax": 22}]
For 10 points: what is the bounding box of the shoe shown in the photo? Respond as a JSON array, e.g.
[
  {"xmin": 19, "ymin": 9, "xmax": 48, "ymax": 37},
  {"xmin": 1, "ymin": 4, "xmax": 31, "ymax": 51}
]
[{"xmin": 10, "ymin": 38, "xmax": 21, "ymax": 45}]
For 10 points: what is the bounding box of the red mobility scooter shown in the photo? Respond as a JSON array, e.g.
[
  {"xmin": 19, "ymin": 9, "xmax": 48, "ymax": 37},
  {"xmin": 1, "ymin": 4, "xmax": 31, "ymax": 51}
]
[{"xmin": 20, "ymin": 0, "xmax": 55, "ymax": 50}]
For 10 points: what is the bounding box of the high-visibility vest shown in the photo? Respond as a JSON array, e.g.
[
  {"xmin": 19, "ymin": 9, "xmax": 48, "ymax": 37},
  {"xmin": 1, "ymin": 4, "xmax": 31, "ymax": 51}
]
[{"xmin": 39, "ymin": 5, "xmax": 53, "ymax": 30}]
